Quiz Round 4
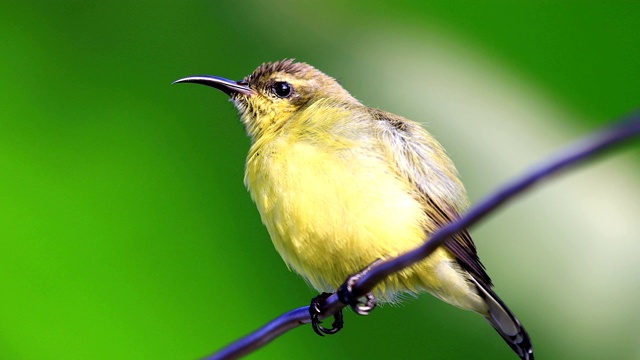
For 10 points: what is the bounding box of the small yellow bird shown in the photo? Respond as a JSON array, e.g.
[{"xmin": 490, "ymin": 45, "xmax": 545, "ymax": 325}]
[{"xmin": 175, "ymin": 59, "xmax": 533, "ymax": 359}]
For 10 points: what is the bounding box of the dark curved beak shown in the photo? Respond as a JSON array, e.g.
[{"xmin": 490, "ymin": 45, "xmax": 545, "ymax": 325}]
[{"xmin": 172, "ymin": 75, "xmax": 253, "ymax": 96}]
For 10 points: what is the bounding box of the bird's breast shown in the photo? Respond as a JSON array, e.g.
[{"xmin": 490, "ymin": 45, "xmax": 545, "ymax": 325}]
[{"xmin": 245, "ymin": 136, "xmax": 429, "ymax": 292}]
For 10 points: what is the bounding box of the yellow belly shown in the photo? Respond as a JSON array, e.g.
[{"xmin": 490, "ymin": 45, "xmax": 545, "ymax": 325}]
[{"xmin": 246, "ymin": 138, "xmax": 485, "ymax": 310}]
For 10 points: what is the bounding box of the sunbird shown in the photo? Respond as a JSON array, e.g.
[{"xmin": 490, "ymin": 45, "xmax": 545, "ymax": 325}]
[{"xmin": 174, "ymin": 59, "xmax": 533, "ymax": 359}]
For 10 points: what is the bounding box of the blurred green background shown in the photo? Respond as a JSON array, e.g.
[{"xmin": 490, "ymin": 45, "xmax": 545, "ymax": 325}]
[{"xmin": 2, "ymin": 1, "xmax": 639, "ymax": 359}]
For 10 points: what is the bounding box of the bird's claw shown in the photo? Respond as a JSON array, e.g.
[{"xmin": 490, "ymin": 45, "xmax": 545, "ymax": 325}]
[
  {"xmin": 309, "ymin": 259, "xmax": 381, "ymax": 336},
  {"xmin": 337, "ymin": 273, "xmax": 377, "ymax": 316},
  {"xmin": 309, "ymin": 292, "xmax": 344, "ymax": 336}
]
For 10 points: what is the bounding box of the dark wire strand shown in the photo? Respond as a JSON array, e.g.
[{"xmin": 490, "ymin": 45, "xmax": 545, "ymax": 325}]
[{"xmin": 205, "ymin": 111, "xmax": 640, "ymax": 360}]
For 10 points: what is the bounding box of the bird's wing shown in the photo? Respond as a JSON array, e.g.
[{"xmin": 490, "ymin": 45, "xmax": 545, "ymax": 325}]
[{"xmin": 370, "ymin": 108, "xmax": 492, "ymax": 287}]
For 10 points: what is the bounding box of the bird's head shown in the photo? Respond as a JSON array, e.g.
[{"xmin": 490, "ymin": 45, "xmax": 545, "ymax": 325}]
[{"xmin": 174, "ymin": 59, "xmax": 358, "ymax": 139}]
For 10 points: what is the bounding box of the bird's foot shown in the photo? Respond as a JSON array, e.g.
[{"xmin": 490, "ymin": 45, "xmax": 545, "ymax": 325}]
[
  {"xmin": 309, "ymin": 260, "xmax": 381, "ymax": 336},
  {"xmin": 309, "ymin": 292, "xmax": 344, "ymax": 336},
  {"xmin": 337, "ymin": 260, "xmax": 381, "ymax": 316}
]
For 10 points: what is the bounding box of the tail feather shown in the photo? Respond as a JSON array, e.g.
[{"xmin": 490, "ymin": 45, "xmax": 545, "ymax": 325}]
[{"xmin": 469, "ymin": 276, "xmax": 534, "ymax": 360}]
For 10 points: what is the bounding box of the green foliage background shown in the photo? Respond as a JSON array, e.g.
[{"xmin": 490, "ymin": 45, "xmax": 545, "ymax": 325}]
[{"xmin": 1, "ymin": 1, "xmax": 639, "ymax": 359}]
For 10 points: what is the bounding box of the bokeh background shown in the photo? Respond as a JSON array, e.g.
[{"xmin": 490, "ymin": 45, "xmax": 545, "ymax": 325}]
[{"xmin": 2, "ymin": 1, "xmax": 639, "ymax": 359}]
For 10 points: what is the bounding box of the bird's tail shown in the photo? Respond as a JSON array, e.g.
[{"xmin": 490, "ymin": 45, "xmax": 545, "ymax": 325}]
[{"xmin": 469, "ymin": 276, "xmax": 534, "ymax": 360}]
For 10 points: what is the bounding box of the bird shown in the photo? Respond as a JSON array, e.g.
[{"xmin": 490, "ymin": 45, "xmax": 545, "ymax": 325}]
[{"xmin": 174, "ymin": 59, "xmax": 533, "ymax": 359}]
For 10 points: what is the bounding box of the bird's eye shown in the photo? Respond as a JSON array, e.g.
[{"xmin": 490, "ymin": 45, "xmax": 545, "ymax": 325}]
[{"xmin": 272, "ymin": 81, "xmax": 293, "ymax": 98}]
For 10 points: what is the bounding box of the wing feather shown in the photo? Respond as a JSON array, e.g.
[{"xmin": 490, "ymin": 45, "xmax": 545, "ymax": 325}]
[{"xmin": 370, "ymin": 108, "xmax": 492, "ymax": 286}]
